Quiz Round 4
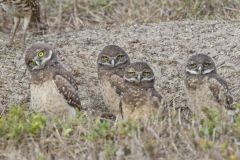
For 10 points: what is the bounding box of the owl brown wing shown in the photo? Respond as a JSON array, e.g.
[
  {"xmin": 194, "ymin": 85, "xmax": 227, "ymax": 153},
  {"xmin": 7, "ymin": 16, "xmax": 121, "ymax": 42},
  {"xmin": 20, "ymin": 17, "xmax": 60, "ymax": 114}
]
[
  {"xmin": 151, "ymin": 88, "xmax": 168, "ymax": 119},
  {"xmin": 185, "ymin": 74, "xmax": 198, "ymax": 90},
  {"xmin": 152, "ymin": 88, "xmax": 163, "ymax": 103},
  {"xmin": 208, "ymin": 74, "xmax": 233, "ymax": 110},
  {"xmin": 54, "ymin": 74, "xmax": 81, "ymax": 110},
  {"xmin": 109, "ymin": 74, "xmax": 127, "ymax": 94},
  {"xmin": 108, "ymin": 74, "xmax": 127, "ymax": 118},
  {"xmin": 53, "ymin": 63, "xmax": 79, "ymax": 91},
  {"xmin": 150, "ymin": 88, "xmax": 164, "ymax": 109},
  {"xmin": 27, "ymin": 0, "xmax": 41, "ymax": 22}
]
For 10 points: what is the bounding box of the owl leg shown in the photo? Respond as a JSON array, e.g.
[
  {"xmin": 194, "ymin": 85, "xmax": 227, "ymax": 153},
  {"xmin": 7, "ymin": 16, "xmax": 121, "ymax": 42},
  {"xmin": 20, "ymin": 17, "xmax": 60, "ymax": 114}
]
[
  {"xmin": 8, "ymin": 17, "xmax": 20, "ymax": 46},
  {"xmin": 119, "ymin": 100, "xmax": 124, "ymax": 119},
  {"xmin": 21, "ymin": 14, "xmax": 32, "ymax": 45}
]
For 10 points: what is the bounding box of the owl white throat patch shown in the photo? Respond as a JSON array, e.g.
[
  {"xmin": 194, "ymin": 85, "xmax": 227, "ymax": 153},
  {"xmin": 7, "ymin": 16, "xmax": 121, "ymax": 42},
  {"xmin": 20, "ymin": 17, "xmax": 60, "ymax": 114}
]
[{"xmin": 186, "ymin": 68, "xmax": 214, "ymax": 75}]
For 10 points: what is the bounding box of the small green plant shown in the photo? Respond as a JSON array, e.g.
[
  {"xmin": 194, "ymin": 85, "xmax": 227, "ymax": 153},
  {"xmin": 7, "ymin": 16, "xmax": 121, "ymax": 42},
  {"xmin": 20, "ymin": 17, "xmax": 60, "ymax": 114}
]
[
  {"xmin": 62, "ymin": 2, "xmax": 72, "ymax": 13},
  {"xmin": 0, "ymin": 105, "xmax": 47, "ymax": 139},
  {"xmin": 61, "ymin": 110, "xmax": 87, "ymax": 137},
  {"xmin": 75, "ymin": 110, "xmax": 88, "ymax": 124},
  {"xmin": 231, "ymin": 104, "xmax": 240, "ymax": 127},
  {"xmin": 197, "ymin": 138, "xmax": 213, "ymax": 150},
  {"xmin": 114, "ymin": 120, "xmax": 138, "ymax": 137},
  {"xmin": 62, "ymin": 123, "xmax": 73, "ymax": 137},
  {"xmin": 103, "ymin": 142, "xmax": 116, "ymax": 159},
  {"xmin": 90, "ymin": 0, "xmax": 109, "ymax": 7},
  {"xmin": 234, "ymin": 103, "xmax": 240, "ymax": 109},
  {"xmin": 199, "ymin": 107, "xmax": 219, "ymax": 138},
  {"xmin": 26, "ymin": 113, "xmax": 47, "ymax": 134},
  {"xmin": 86, "ymin": 118, "xmax": 112, "ymax": 141},
  {"xmin": 85, "ymin": 118, "xmax": 138, "ymax": 142},
  {"xmin": 36, "ymin": 153, "xmax": 45, "ymax": 160}
]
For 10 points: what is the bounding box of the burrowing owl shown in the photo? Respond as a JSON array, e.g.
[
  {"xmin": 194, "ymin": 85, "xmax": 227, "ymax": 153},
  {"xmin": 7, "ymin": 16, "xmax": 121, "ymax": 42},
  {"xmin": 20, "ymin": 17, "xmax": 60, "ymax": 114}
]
[
  {"xmin": 184, "ymin": 54, "xmax": 233, "ymax": 121},
  {"xmin": 0, "ymin": 0, "xmax": 44, "ymax": 45},
  {"xmin": 97, "ymin": 45, "xmax": 130, "ymax": 116},
  {"xmin": 25, "ymin": 43, "xmax": 81, "ymax": 118},
  {"xmin": 112, "ymin": 62, "xmax": 163, "ymax": 120}
]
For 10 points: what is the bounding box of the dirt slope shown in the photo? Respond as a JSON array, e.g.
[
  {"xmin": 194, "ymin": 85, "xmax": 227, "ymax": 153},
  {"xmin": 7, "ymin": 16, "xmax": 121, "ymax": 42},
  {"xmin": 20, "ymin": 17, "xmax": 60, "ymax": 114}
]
[{"xmin": 0, "ymin": 21, "xmax": 240, "ymax": 114}]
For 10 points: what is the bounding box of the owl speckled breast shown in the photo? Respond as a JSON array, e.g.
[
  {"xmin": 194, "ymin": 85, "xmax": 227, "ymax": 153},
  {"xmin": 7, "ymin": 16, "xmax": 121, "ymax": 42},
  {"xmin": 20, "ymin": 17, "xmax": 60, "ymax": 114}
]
[
  {"xmin": 186, "ymin": 76, "xmax": 226, "ymax": 119},
  {"xmin": 0, "ymin": 0, "xmax": 31, "ymax": 17},
  {"xmin": 31, "ymin": 69, "xmax": 53, "ymax": 85},
  {"xmin": 121, "ymin": 88, "xmax": 158, "ymax": 120},
  {"xmin": 122, "ymin": 88, "xmax": 148, "ymax": 108}
]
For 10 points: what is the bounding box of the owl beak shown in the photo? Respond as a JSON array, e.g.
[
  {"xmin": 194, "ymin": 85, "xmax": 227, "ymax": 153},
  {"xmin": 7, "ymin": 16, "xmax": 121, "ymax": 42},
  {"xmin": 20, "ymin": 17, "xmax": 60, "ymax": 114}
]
[
  {"xmin": 32, "ymin": 61, "xmax": 40, "ymax": 70},
  {"xmin": 31, "ymin": 58, "xmax": 41, "ymax": 70},
  {"xmin": 35, "ymin": 60, "xmax": 40, "ymax": 66},
  {"xmin": 110, "ymin": 59, "xmax": 116, "ymax": 67},
  {"xmin": 32, "ymin": 56, "xmax": 40, "ymax": 66},
  {"xmin": 137, "ymin": 74, "xmax": 142, "ymax": 82},
  {"xmin": 198, "ymin": 64, "xmax": 203, "ymax": 74}
]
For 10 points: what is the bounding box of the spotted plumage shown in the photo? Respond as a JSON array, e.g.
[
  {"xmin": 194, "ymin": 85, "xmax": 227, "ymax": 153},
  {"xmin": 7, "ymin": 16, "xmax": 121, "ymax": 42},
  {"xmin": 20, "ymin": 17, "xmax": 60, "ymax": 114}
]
[
  {"xmin": 112, "ymin": 62, "xmax": 163, "ymax": 120},
  {"xmin": 0, "ymin": 0, "xmax": 45, "ymax": 45},
  {"xmin": 97, "ymin": 45, "xmax": 130, "ymax": 117},
  {"xmin": 184, "ymin": 54, "xmax": 234, "ymax": 121},
  {"xmin": 25, "ymin": 43, "xmax": 81, "ymax": 118}
]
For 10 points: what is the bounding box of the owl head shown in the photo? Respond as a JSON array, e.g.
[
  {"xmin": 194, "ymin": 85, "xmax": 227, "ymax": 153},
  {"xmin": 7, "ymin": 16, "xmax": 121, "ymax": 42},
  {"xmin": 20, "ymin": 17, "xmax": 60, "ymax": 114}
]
[
  {"xmin": 97, "ymin": 45, "xmax": 130, "ymax": 69},
  {"xmin": 124, "ymin": 62, "xmax": 155, "ymax": 87},
  {"xmin": 25, "ymin": 43, "xmax": 57, "ymax": 72},
  {"xmin": 186, "ymin": 54, "xmax": 216, "ymax": 75}
]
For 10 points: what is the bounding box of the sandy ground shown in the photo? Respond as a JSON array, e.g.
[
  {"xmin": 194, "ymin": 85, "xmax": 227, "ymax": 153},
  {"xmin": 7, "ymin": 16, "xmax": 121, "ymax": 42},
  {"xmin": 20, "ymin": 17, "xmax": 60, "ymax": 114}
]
[{"xmin": 0, "ymin": 21, "xmax": 240, "ymax": 115}]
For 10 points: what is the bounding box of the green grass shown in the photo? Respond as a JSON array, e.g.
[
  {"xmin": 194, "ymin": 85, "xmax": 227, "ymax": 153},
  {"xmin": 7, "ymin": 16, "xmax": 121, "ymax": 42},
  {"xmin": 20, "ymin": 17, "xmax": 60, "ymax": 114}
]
[
  {"xmin": 0, "ymin": 105, "xmax": 240, "ymax": 159},
  {"xmin": 0, "ymin": 105, "xmax": 47, "ymax": 139},
  {"xmin": 2, "ymin": 0, "xmax": 239, "ymax": 32},
  {"xmin": 41, "ymin": 0, "xmax": 240, "ymax": 31}
]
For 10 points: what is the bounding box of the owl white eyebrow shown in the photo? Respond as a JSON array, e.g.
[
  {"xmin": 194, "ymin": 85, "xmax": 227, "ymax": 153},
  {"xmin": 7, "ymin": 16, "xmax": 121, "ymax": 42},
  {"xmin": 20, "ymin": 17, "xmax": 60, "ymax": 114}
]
[
  {"xmin": 123, "ymin": 76, "xmax": 136, "ymax": 82},
  {"xmin": 41, "ymin": 50, "xmax": 53, "ymax": 65},
  {"xmin": 202, "ymin": 68, "xmax": 215, "ymax": 74},
  {"xmin": 144, "ymin": 76, "xmax": 155, "ymax": 81},
  {"xmin": 186, "ymin": 68, "xmax": 201, "ymax": 75},
  {"xmin": 123, "ymin": 75, "xmax": 155, "ymax": 82}
]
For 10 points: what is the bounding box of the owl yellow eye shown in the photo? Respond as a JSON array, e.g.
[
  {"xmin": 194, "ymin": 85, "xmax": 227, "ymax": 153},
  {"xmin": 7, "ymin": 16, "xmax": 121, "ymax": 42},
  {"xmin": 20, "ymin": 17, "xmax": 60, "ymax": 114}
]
[
  {"xmin": 101, "ymin": 56, "xmax": 109, "ymax": 62},
  {"xmin": 28, "ymin": 60, "xmax": 36, "ymax": 65},
  {"xmin": 116, "ymin": 54, "xmax": 125, "ymax": 61},
  {"xmin": 143, "ymin": 71, "xmax": 151, "ymax": 77},
  {"xmin": 37, "ymin": 51, "xmax": 45, "ymax": 58},
  {"xmin": 127, "ymin": 72, "xmax": 136, "ymax": 77},
  {"xmin": 190, "ymin": 64, "xmax": 197, "ymax": 68},
  {"xmin": 203, "ymin": 63, "xmax": 210, "ymax": 67}
]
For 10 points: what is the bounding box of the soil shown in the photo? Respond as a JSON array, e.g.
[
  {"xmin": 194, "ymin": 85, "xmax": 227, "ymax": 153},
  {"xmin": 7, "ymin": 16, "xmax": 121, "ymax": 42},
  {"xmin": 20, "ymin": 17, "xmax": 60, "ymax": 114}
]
[{"xmin": 0, "ymin": 21, "xmax": 240, "ymax": 115}]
